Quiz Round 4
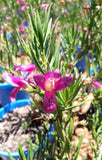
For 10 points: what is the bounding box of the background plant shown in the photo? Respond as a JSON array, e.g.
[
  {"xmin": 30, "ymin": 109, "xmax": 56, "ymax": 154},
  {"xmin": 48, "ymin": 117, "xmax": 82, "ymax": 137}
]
[{"xmin": 0, "ymin": 0, "xmax": 102, "ymax": 160}]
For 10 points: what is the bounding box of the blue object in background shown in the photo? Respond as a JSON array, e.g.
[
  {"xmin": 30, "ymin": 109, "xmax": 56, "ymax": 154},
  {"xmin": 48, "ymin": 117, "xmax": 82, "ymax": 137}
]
[
  {"xmin": 90, "ymin": 65, "xmax": 100, "ymax": 76},
  {"xmin": 17, "ymin": 10, "xmax": 20, "ymax": 16},
  {"xmin": 69, "ymin": 6, "xmax": 74, "ymax": 12},
  {"xmin": 48, "ymin": 124, "xmax": 55, "ymax": 143},
  {"xmin": 24, "ymin": 20, "xmax": 29, "ymax": 27},
  {"xmin": 0, "ymin": 150, "xmax": 28, "ymax": 160},
  {"xmin": 75, "ymin": 46, "xmax": 86, "ymax": 73},
  {"xmin": 0, "ymin": 83, "xmax": 30, "ymax": 106},
  {"xmin": 97, "ymin": 64, "xmax": 100, "ymax": 71},
  {"xmin": 76, "ymin": 57, "xmax": 86, "ymax": 73},
  {"xmin": 76, "ymin": 46, "xmax": 83, "ymax": 55},
  {"xmin": 6, "ymin": 33, "xmax": 12, "ymax": 41},
  {"xmin": 87, "ymin": 2, "xmax": 91, "ymax": 7},
  {"xmin": 0, "ymin": 67, "xmax": 4, "ymax": 71},
  {"xmin": 0, "ymin": 99, "xmax": 32, "ymax": 120},
  {"xmin": 15, "ymin": 40, "xmax": 18, "ymax": 44},
  {"xmin": 90, "ymin": 68, "xmax": 94, "ymax": 75}
]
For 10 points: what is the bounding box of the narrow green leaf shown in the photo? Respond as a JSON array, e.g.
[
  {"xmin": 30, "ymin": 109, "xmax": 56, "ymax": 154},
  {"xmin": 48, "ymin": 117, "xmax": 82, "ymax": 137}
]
[
  {"xmin": 60, "ymin": 137, "xmax": 70, "ymax": 159},
  {"xmin": 64, "ymin": 110, "xmax": 72, "ymax": 129},
  {"xmin": 17, "ymin": 142, "xmax": 26, "ymax": 160},
  {"xmin": 29, "ymin": 42, "xmax": 45, "ymax": 74},
  {"xmin": 36, "ymin": 11, "xmax": 43, "ymax": 50},
  {"xmin": 48, "ymin": 17, "xmax": 59, "ymax": 64},
  {"xmin": 65, "ymin": 98, "xmax": 91, "ymax": 110},
  {"xmin": 17, "ymin": 31, "xmax": 32, "ymax": 59},
  {"xmin": 29, "ymin": 5, "xmax": 38, "ymax": 37},
  {"xmin": 68, "ymin": 117, "xmax": 74, "ymax": 140},
  {"xmin": 72, "ymin": 136, "xmax": 83, "ymax": 160},
  {"xmin": 7, "ymin": 152, "xmax": 15, "ymax": 160},
  {"xmin": 54, "ymin": 39, "xmax": 60, "ymax": 68},
  {"xmin": 44, "ymin": 18, "xmax": 52, "ymax": 47},
  {"xmin": 43, "ymin": 5, "xmax": 52, "ymax": 36}
]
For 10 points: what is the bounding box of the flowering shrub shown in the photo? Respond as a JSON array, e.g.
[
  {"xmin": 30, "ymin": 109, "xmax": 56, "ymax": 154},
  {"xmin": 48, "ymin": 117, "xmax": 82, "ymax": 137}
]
[{"xmin": 0, "ymin": 0, "xmax": 102, "ymax": 159}]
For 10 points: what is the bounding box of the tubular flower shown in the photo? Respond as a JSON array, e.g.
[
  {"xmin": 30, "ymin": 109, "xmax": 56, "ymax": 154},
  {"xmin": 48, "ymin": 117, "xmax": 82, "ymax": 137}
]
[
  {"xmin": 3, "ymin": 74, "xmax": 27, "ymax": 102},
  {"xmin": 33, "ymin": 69, "xmax": 73, "ymax": 113},
  {"xmin": 14, "ymin": 64, "xmax": 36, "ymax": 74}
]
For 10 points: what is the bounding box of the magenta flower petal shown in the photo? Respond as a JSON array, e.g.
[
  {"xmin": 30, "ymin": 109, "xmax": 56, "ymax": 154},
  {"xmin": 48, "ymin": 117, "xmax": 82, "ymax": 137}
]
[
  {"xmin": 45, "ymin": 71, "xmax": 55, "ymax": 79},
  {"xmin": 92, "ymin": 81, "xmax": 102, "ymax": 89},
  {"xmin": 19, "ymin": 25, "xmax": 25, "ymax": 32},
  {"xmin": 10, "ymin": 87, "xmax": 21, "ymax": 102},
  {"xmin": 45, "ymin": 69, "xmax": 61, "ymax": 79},
  {"xmin": 33, "ymin": 74, "xmax": 45, "ymax": 91},
  {"xmin": 34, "ymin": 70, "xmax": 73, "ymax": 113},
  {"xmin": 14, "ymin": 65, "xmax": 22, "ymax": 71},
  {"xmin": 53, "ymin": 69, "xmax": 62, "ymax": 78},
  {"xmin": 12, "ymin": 77, "xmax": 27, "ymax": 87},
  {"xmin": 43, "ymin": 91, "xmax": 56, "ymax": 113},
  {"xmin": 3, "ymin": 74, "xmax": 18, "ymax": 86},
  {"xmin": 3, "ymin": 74, "xmax": 28, "ymax": 102},
  {"xmin": 55, "ymin": 76, "xmax": 73, "ymax": 91},
  {"xmin": 14, "ymin": 64, "xmax": 36, "ymax": 73},
  {"xmin": 3, "ymin": 74, "xmax": 27, "ymax": 87}
]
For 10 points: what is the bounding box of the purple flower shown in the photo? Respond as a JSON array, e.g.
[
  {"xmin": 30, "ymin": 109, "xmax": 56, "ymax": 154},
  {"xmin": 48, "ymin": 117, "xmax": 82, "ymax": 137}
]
[
  {"xmin": 33, "ymin": 69, "xmax": 73, "ymax": 113},
  {"xmin": 3, "ymin": 74, "xmax": 27, "ymax": 102}
]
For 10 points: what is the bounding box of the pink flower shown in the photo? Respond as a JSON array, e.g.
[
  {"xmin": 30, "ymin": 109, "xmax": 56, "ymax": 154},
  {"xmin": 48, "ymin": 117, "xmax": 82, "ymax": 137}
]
[
  {"xmin": 40, "ymin": 4, "xmax": 49, "ymax": 9},
  {"xmin": 18, "ymin": 0, "xmax": 25, "ymax": 4},
  {"xmin": 68, "ymin": 0, "xmax": 74, "ymax": 2},
  {"xmin": 52, "ymin": 24, "xmax": 59, "ymax": 30},
  {"xmin": 25, "ymin": 2, "xmax": 29, "ymax": 9},
  {"xmin": 83, "ymin": 27, "xmax": 88, "ymax": 32},
  {"xmin": 3, "ymin": 74, "xmax": 27, "ymax": 102},
  {"xmin": 92, "ymin": 80, "xmax": 102, "ymax": 89},
  {"xmin": 25, "ymin": 5, "xmax": 29, "ymax": 9},
  {"xmin": 25, "ymin": 2, "xmax": 29, "ymax": 6},
  {"xmin": 82, "ymin": 77, "xmax": 102, "ymax": 90},
  {"xmin": 78, "ymin": 25, "xmax": 82, "ymax": 30},
  {"xmin": 14, "ymin": 64, "xmax": 36, "ymax": 74},
  {"xmin": 33, "ymin": 69, "xmax": 73, "ymax": 113},
  {"xmin": 1, "ymin": 26, "xmax": 4, "ymax": 30},
  {"xmin": 2, "ymin": 7, "xmax": 7, "ymax": 11},
  {"xmin": 62, "ymin": 8, "xmax": 67, "ymax": 15},
  {"xmin": 0, "ymin": 26, "xmax": 4, "ymax": 34},
  {"xmin": 20, "ymin": 6, "xmax": 25, "ymax": 12},
  {"xmin": 18, "ymin": 25, "xmax": 25, "ymax": 33},
  {"xmin": 7, "ymin": 16, "xmax": 12, "ymax": 21}
]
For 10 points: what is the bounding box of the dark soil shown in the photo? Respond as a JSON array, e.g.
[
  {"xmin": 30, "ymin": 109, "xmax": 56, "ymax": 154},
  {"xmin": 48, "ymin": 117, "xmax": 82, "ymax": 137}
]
[{"xmin": 0, "ymin": 105, "xmax": 45, "ymax": 152}]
